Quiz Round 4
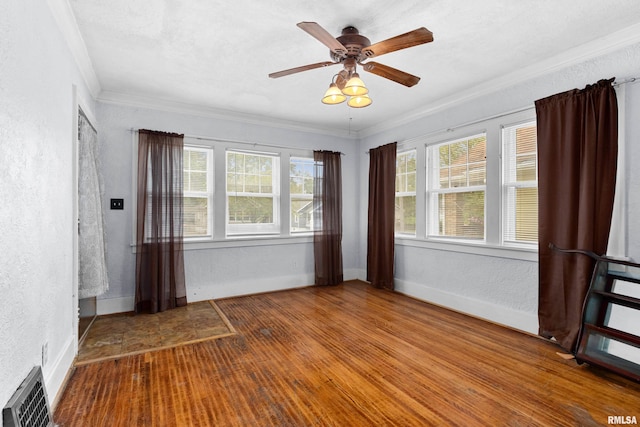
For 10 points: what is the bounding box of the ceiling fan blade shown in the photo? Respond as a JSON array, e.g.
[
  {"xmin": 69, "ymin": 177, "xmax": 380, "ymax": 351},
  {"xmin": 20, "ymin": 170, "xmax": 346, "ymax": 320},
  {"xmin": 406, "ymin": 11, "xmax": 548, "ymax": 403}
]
[
  {"xmin": 297, "ymin": 22, "xmax": 348, "ymax": 57},
  {"xmin": 268, "ymin": 61, "xmax": 338, "ymax": 79},
  {"xmin": 362, "ymin": 62, "xmax": 421, "ymax": 87},
  {"xmin": 360, "ymin": 27, "xmax": 433, "ymax": 60}
]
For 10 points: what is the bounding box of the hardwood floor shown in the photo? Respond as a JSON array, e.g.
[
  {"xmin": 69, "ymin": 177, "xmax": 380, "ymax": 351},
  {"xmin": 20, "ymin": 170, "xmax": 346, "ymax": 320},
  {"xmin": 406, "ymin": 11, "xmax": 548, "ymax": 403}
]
[{"xmin": 54, "ymin": 281, "xmax": 640, "ymax": 426}]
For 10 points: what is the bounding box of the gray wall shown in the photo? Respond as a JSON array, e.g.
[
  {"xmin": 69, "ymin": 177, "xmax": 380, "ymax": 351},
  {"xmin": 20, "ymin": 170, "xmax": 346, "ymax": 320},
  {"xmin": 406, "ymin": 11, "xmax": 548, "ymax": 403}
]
[
  {"xmin": 0, "ymin": 0, "xmax": 96, "ymax": 411},
  {"xmin": 359, "ymin": 42, "xmax": 640, "ymax": 333},
  {"xmin": 95, "ymin": 102, "xmax": 360, "ymax": 313}
]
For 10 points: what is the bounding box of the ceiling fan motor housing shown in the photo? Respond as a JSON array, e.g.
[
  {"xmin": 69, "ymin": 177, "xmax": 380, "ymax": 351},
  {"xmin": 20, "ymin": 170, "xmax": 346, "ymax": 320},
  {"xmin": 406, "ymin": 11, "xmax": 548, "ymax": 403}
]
[{"xmin": 330, "ymin": 26, "xmax": 371, "ymax": 62}]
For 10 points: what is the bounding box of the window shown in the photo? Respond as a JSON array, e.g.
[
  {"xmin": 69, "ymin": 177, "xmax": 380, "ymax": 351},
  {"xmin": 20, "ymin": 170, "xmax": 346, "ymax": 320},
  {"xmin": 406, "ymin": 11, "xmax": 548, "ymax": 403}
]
[
  {"xmin": 183, "ymin": 146, "xmax": 213, "ymax": 239},
  {"xmin": 386, "ymin": 108, "xmax": 538, "ymax": 257},
  {"xmin": 427, "ymin": 134, "xmax": 486, "ymax": 239},
  {"xmin": 289, "ymin": 157, "xmax": 315, "ymax": 233},
  {"xmin": 395, "ymin": 150, "xmax": 417, "ymax": 235},
  {"xmin": 134, "ymin": 134, "xmax": 317, "ymax": 246},
  {"xmin": 226, "ymin": 150, "xmax": 280, "ymax": 235},
  {"xmin": 502, "ymin": 121, "xmax": 538, "ymax": 244},
  {"xmin": 141, "ymin": 145, "xmax": 213, "ymax": 241}
]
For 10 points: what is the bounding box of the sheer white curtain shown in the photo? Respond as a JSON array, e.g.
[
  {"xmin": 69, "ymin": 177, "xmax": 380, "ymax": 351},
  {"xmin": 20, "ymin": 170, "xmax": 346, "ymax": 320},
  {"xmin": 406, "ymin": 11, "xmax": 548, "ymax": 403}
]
[{"xmin": 78, "ymin": 109, "xmax": 109, "ymax": 298}]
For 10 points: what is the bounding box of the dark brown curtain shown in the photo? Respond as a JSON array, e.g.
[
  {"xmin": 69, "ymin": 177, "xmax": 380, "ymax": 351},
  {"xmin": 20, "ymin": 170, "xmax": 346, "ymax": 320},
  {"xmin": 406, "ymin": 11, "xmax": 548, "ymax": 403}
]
[
  {"xmin": 535, "ymin": 79, "xmax": 618, "ymax": 352},
  {"xmin": 367, "ymin": 142, "xmax": 397, "ymax": 290},
  {"xmin": 313, "ymin": 150, "xmax": 343, "ymax": 285},
  {"xmin": 135, "ymin": 130, "xmax": 187, "ymax": 313}
]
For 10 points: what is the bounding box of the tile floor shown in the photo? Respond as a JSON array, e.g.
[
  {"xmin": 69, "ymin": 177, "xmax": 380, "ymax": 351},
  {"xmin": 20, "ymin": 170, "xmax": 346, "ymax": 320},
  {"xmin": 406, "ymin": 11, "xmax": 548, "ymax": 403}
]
[{"xmin": 76, "ymin": 300, "xmax": 234, "ymax": 364}]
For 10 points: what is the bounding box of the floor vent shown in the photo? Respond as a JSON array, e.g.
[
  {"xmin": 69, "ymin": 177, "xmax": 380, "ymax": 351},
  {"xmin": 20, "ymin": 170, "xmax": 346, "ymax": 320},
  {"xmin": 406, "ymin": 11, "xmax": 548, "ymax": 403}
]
[{"xmin": 3, "ymin": 366, "xmax": 54, "ymax": 427}]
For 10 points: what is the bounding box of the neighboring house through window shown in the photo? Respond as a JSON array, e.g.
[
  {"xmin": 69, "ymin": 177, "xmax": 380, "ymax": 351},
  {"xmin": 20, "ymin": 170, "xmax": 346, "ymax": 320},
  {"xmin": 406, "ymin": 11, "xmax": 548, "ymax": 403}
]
[
  {"xmin": 290, "ymin": 157, "xmax": 315, "ymax": 233},
  {"xmin": 226, "ymin": 150, "xmax": 280, "ymax": 236}
]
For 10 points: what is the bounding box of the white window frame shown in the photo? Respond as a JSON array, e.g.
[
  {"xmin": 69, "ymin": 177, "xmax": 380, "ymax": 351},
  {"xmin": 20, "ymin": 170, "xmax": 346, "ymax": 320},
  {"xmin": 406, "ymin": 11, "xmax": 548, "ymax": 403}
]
[
  {"xmin": 138, "ymin": 144, "xmax": 214, "ymax": 243},
  {"xmin": 225, "ymin": 149, "xmax": 281, "ymax": 237},
  {"xmin": 132, "ymin": 133, "xmax": 314, "ymax": 251},
  {"xmin": 289, "ymin": 156, "xmax": 315, "ymax": 235},
  {"xmin": 388, "ymin": 108, "xmax": 539, "ymax": 261},
  {"xmin": 426, "ymin": 133, "xmax": 487, "ymax": 242},
  {"xmin": 501, "ymin": 120, "xmax": 538, "ymax": 247},
  {"xmin": 395, "ymin": 149, "xmax": 417, "ymax": 237},
  {"xmin": 183, "ymin": 145, "xmax": 214, "ymax": 241}
]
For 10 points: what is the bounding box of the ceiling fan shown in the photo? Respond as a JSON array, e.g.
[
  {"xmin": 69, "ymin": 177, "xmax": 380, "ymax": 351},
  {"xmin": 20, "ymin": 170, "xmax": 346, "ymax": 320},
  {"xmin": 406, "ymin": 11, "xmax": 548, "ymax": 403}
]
[{"xmin": 268, "ymin": 22, "xmax": 433, "ymax": 106}]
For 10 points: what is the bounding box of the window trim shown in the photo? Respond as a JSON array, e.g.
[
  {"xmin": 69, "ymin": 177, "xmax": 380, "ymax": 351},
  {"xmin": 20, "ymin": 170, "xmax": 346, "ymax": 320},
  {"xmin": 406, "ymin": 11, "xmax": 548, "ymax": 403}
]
[
  {"xmin": 388, "ymin": 108, "xmax": 538, "ymax": 261},
  {"xmin": 395, "ymin": 149, "xmax": 418, "ymax": 237},
  {"xmin": 225, "ymin": 149, "xmax": 281, "ymax": 237},
  {"xmin": 501, "ymin": 119, "xmax": 538, "ymax": 247},
  {"xmin": 426, "ymin": 133, "xmax": 487, "ymax": 242},
  {"xmin": 289, "ymin": 156, "xmax": 315, "ymax": 235},
  {"xmin": 131, "ymin": 132, "xmax": 314, "ymax": 251},
  {"xmin": 183, "ymin": 145, "xmax": 214, "ymax": 241}
]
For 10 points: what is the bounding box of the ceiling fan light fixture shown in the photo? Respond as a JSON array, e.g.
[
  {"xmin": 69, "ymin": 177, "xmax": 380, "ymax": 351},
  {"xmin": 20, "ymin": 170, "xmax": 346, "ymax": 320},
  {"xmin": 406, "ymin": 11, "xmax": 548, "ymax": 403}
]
[
  {"xmin": 348, "ymin": 94, "xmax": 372, "ymax": 108},
  {"xmin": 342, "ymin": 73, "xmax": 368, "ymax": 96},
  {"xmin": 321, "ymin": 82, "xmax": 347, "ymax": 104}
]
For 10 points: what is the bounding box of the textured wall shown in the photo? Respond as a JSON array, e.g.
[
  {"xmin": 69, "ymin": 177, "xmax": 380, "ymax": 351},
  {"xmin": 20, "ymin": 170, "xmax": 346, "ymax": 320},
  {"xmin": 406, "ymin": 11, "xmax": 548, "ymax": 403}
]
[
  {"xmin": 359, "ymin": 43, "xmax": 640, "ymax": 333},
  {"xmin": 0, "ymin": 0, "xmax": 95, "ymax": 410},
  {"xmin": 626, "ymin": 81, "xmax": 640, "ymax": 259},
  {"xmin": 96, "ymin": 102, "xmax": 360, "ymax": 309}
]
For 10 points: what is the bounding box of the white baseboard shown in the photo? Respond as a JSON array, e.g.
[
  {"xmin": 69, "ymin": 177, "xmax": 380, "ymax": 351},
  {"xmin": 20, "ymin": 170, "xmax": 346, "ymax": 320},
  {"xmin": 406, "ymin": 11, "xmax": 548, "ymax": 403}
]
[
  {"xmin": 343, "ymin": 268, "xmax": 361, "ymax": 281},
  {"xmin": 97, "ymin": 296, "xmax": 134, "ymax": 315},
  {"xmin": 192, "ymin": 272, "xmax": 327, "ymax": 301},
  {"xmin": 97, "ymin": 271, "xmax": 352, "ymax": 313},
  {"xmin": 394, "ymin": 278, "xmax": 538, "ymax": 335},
  {"xmin": 45, "ymin": 335, "xmax": 76, "ymax": 410},
  {"xmin": 96, "ymin": 272, "xmax": 537, "ymax": 335},
  {"xmin": 352, "ymin": 268, "xmax": 367, "ymax": 281}
]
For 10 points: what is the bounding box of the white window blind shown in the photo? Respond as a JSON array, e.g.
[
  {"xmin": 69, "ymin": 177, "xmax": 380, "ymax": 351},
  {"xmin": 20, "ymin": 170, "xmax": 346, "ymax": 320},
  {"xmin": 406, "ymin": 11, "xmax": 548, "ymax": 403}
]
[
  {"xmin": 428, "ymin": 134, "xmax": 486, "ymax": 240},
  {"xmin": 502, "ymin": 122, "xmax": 538, "ymax": 244}
]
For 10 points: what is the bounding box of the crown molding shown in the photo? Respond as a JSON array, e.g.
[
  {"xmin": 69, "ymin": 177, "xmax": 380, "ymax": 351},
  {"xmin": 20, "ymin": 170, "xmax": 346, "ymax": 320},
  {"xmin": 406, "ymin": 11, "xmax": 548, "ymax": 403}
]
[
  {"xmin": 46, "ymin": 0, "xmax": 101, "ymax": 98},
  {"xmin": 44, "ymin": 0, "xmax": 640, "ymax": 141},
  {"xmin": 97, "ymin": 90, "xmax": 360, "ymax": 139},
  {"xmin": 360, "ymin": 23, "xmax": 640, "ymax": 138}
]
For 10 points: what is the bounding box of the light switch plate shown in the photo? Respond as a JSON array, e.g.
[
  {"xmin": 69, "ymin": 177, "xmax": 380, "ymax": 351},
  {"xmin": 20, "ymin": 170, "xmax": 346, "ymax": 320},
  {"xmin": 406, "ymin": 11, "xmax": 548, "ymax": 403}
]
[{"xmin": 110, "ymin": 198, "xmax": 124, "ymax": 210}]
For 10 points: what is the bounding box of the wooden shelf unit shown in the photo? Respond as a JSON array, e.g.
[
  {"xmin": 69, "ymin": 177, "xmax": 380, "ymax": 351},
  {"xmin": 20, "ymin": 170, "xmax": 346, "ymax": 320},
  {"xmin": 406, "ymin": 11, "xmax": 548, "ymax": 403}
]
[{"xmin": 575, "ymin": 253, "xmax": 640, "ymax": 381}]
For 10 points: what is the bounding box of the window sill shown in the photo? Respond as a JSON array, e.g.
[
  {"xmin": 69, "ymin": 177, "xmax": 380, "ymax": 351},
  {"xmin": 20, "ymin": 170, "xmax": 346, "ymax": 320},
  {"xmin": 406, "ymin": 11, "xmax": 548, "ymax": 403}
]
[
  {"xmin": 130, "ymin": 234, "xmax": 314, "ymax": 252},
  {"xmin": 184, "ymin": 234, "xmax": 313, "ymax": 251},
  {"xmin": 394, "ymin": 235, "xmax": 538, "ymax": 261}
]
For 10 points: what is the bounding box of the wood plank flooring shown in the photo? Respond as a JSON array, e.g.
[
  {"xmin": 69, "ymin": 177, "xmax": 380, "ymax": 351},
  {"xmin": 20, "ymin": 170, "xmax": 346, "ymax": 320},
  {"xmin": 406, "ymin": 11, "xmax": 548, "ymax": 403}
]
[{"xmin": 54, "ymin": 280, "xmax": 640, "ymax": 426}]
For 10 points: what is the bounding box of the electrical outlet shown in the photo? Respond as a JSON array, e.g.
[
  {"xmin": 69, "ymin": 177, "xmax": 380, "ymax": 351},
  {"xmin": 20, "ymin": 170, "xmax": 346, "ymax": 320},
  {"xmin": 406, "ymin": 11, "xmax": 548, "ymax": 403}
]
[
  {"xmin": 110, "ymin": 198, "xmax": 124, "ymax": 210},
  {"xmin": 42, "ymin": 342, "xmax": 48, "ymax": 367}
]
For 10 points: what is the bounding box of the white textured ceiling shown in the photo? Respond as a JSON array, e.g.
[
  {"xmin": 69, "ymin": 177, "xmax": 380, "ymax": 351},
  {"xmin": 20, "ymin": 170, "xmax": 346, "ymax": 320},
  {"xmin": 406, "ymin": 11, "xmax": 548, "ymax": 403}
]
[{"xmin": 68, "ymin": 0, "xmax": 640, "ymax": 134}]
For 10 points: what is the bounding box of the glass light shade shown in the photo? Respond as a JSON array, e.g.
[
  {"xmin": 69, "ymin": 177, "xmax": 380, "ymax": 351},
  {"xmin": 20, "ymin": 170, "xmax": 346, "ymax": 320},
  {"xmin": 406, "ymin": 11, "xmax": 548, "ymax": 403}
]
[
  {"xmin": 348, "ymin": 94, "xmax": 372, "ymax": 108},
  {"xmin": 321, "ymin": 83, "xmax": 347, "ymax": 105},
  {"xmin": 342, "ymin": 73, "xmax": 368, "ymax": 96}
]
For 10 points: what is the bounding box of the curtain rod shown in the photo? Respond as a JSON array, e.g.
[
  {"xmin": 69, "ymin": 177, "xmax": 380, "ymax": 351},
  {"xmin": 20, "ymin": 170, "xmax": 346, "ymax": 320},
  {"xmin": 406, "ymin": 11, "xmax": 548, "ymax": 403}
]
[
  {"xmin": 366, "ymin": 104, "xmax": 535, "ymax": 154},
  {"xmin": 614, "ymin": 77, "xmax": 639, "ymax": 87},
  {"xmin": 365, "ymin": 77, "xmax": 639, "ymax": 154},
  {"xmin": 129, "ymin": 129, "xmax": 345, "ymax": 155}
]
